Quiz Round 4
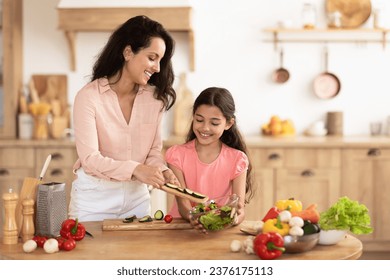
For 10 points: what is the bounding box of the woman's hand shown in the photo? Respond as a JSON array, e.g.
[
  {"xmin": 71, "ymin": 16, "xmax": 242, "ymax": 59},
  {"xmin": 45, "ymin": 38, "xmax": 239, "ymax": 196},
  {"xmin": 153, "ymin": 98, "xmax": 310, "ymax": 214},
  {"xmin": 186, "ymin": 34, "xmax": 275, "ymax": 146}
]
[
  {"xmin": 162, "ymin": 169, "xmax": 180, "ymax": 186},
  {"xmin": 133, "ymin": 164, "xmax": 165, "ymax": 188}
]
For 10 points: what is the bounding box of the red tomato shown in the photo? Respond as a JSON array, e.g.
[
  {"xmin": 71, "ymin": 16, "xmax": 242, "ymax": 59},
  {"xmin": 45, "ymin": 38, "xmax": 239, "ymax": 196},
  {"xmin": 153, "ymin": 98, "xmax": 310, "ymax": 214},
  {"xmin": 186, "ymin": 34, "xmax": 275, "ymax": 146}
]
[
  {"xmin": 164, "ymin": 214, "xmax": 173, "ymax": 223},
  {"xmin": 32, "ymin": 236, "xmax": 48, "ymax": 248}
]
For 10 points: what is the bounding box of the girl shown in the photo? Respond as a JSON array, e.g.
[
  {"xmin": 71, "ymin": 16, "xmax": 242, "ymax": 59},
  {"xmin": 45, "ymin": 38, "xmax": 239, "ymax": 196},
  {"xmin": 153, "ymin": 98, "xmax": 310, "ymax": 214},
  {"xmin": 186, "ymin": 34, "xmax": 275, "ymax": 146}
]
[{"xmin": 165, "ymin": 87, "xmax": 254, "ymax": 232}]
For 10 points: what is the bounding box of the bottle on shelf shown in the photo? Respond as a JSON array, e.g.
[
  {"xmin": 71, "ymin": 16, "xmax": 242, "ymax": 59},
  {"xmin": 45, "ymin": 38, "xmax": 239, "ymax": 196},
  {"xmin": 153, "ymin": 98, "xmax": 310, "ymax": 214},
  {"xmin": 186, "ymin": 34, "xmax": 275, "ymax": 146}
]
[{"xmin": 302, "ymin": 2, "xmax": 317, "ymax": 29}]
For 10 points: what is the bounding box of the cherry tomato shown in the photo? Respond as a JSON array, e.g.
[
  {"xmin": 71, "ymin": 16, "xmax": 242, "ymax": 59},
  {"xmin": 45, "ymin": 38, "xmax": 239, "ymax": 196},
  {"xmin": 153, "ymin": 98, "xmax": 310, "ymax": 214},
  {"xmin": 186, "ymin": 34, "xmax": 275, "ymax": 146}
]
[
  {"xmin": 32, "ymin": 235, "xmax": 48, "ymax": 248},
  {"xmin": 164, "ymin": 214, "xmax": 173, "ymax": 223}
]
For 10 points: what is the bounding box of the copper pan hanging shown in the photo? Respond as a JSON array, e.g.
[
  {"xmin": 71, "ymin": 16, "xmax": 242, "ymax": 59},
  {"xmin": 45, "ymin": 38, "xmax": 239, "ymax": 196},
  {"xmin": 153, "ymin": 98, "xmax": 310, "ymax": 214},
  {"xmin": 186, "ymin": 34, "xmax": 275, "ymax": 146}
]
[
  {"xmin": 272, "ymin": 48, "xmax": 290, "ymax": 84},
  {"xmin": 313, "ymin": 47, "xmax": 341, "ymax": 99}
]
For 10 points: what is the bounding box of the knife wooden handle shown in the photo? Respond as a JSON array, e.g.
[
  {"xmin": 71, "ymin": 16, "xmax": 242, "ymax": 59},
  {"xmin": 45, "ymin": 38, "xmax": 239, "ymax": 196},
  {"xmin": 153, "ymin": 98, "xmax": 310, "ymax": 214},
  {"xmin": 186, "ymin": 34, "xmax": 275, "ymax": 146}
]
[
  {"xmin": 161, "ymin": 183, "xmax": 209, "ymax": 204},
  {"xmin": 39, "ymin": 154, "xmax": 52, "ymax": 180}
]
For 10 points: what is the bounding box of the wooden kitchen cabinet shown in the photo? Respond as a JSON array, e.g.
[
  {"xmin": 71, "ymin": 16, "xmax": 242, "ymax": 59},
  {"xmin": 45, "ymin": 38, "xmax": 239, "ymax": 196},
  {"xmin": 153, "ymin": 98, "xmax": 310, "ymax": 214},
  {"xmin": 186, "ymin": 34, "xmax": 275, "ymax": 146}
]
[
  {"xmin": 247, "ymin": 147, "xmax": 341, "ymax": 220},
  {"xmin": 341, "ymin": 148, "xmax": 390, "ymax": 249},
  {"xmin": 0, "ymin": 140, "xmax": 77, "ymax": 232},
  {"xmin": 0, "ymin": 148, "xmax": 35, "ymax": 224}
]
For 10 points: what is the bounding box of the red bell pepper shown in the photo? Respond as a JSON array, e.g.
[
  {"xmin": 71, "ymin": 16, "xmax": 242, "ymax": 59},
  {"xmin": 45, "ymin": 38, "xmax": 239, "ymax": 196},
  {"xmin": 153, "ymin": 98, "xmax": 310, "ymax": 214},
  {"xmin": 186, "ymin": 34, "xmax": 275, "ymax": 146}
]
[
  {"xmin": 262, "ymin": 206, "xmax": 280, "ymax": 222},
  {"xmin": 253, "ymin": 232, "xmax": 285, "ymax": 260},
  {"xmin": 60, "ymin": 218, "xmax": 86, "ymax": 241},
  {"xmin": 56, "ymin": 236, "xmax": 76, "ymax": 251}
]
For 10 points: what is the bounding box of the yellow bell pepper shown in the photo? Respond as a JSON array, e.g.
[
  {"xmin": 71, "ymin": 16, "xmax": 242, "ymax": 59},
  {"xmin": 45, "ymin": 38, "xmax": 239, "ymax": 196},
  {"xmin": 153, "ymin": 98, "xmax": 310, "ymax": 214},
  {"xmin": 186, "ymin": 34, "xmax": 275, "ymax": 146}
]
[
  {"xmin": 275, "ymin": 198, "xmax": 302, "ymax": 212},
  {"xmin": 262, "ymin": 217, "xmax": 290, "ymax": 236}
]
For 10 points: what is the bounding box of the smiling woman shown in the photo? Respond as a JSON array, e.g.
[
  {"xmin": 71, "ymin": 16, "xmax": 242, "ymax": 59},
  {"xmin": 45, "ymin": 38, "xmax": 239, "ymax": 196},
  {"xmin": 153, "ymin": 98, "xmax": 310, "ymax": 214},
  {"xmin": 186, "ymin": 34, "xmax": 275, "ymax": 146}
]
[{"xmin": 69, "ymin": 15, "xmax": 180, "ymax": 222}]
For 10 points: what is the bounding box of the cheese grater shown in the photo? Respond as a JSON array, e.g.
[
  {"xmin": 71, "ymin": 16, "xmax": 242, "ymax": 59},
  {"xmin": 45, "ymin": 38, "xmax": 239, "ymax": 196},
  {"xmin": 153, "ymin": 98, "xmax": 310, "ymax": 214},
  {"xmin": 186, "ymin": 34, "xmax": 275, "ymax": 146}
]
[{"xmin": 36, "ymin": 182, "xmax": 67, "ymax": 237}]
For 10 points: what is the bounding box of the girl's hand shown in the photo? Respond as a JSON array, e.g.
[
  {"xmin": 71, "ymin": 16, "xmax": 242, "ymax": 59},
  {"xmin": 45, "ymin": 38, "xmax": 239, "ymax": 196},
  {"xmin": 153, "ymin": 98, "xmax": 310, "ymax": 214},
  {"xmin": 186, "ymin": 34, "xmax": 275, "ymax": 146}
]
[
  {"xmin": 188, "ymin": 214, "xmax": 208, "ymax": 234},
  {"xmin": 162, "ymin": 169, "xmax": 180, "ymax": 186},
  {"xmin": 234, "ymin": 199, "xmax": 245, "ymax": 225},
  {"xmin": 133, "ymin": 164, "xmax": 165, "ymax": 188}
]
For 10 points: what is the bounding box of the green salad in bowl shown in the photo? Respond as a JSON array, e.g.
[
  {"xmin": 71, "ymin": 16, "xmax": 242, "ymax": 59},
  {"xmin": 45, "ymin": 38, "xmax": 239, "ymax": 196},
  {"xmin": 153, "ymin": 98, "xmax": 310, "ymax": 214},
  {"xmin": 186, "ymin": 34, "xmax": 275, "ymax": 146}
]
[{"xmin": 189, "ymin": 194, "xmax": 239, "ymax": 231}]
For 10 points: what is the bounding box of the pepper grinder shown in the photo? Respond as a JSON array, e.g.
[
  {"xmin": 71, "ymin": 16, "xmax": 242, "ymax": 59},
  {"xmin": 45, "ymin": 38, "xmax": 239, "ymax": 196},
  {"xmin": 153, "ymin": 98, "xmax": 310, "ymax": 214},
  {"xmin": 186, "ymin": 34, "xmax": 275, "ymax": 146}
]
[
  {"xmin": 21, "ymin": 198, "xmax": 35, "ymax": 242},
  {"xmin": 2, "ymin": 188, "xmax": 19, "ymax": 244}
]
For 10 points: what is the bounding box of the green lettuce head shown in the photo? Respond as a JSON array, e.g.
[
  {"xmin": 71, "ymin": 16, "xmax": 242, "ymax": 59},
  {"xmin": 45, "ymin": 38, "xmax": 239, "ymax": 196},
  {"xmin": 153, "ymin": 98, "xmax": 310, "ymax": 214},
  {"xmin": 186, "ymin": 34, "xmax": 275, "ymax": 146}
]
[{"xmin": 319, "ymin": 196, "xmax": 373, "ymax": 235}]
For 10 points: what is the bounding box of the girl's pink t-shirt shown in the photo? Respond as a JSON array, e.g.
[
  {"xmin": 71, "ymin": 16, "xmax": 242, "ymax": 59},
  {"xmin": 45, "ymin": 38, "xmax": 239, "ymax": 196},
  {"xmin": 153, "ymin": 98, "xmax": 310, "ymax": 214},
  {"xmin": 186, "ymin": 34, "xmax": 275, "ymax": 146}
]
[{"xmin": 165, "ymin": 139, "xmax": 249, "ymax": 217}]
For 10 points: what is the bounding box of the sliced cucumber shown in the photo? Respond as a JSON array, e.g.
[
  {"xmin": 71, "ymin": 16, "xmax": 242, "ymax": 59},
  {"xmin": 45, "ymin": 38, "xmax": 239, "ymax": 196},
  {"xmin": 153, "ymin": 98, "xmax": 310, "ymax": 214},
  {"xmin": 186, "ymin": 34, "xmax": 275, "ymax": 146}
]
[
  {"xmin": 122, "ymin": 214, "xmax": 136, "ymax": 223},
  {"xmin": 154, "ymin": 210, "xmax": 164, "ymax": 220},
  {"xmin": 139, "ymin": 215, "xmax": 153, "ymax": 223}
]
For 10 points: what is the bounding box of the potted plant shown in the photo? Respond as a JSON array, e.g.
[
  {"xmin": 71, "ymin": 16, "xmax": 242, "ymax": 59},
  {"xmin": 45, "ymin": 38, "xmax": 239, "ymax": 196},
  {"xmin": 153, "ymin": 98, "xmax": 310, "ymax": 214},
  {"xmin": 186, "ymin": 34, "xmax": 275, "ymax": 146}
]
[{"xmin": 318, "ymin": 196, "xmax": 373, "ymax": 245}]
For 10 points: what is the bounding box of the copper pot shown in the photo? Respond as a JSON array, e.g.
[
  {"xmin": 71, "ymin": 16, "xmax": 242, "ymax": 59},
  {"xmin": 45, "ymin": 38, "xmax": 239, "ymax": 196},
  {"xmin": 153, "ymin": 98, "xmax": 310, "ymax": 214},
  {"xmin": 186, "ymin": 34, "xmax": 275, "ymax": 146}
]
[{"xmin": 272, "ymin": 48, "xmax": 290, "ymax": 84}]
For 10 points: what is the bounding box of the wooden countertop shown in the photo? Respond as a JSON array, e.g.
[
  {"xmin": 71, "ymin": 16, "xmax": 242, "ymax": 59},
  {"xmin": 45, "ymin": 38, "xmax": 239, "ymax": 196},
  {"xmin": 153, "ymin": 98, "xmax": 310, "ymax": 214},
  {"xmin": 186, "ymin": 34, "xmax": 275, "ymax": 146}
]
[
  {"xmin": 164, "ymin": 135, "xmax": 390, "ymax": 148},
  {"xmin": 0, "ymin": 220, "xmax": 362, "ymax": 260},
  {"xmin": 1, "ymin": 135, "xmax": 389, "ymax": 148},
  {"xmin": 0, "ymin": 138, "xmax": 76, "ymax": 148}
]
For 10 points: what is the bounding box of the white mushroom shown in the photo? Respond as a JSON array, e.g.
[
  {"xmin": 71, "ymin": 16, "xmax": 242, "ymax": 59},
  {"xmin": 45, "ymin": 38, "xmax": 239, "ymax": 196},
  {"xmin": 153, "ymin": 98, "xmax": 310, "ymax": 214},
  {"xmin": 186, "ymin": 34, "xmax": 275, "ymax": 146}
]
[
  {"xmin": 279, "ymin": 210, "xmax": 292, "ymax": 222},
  {"xmin": 43, "ymin": 238, "xmax": 59, "ymax": 254},
  {"xmin": 230, "ymin": 240, "xmax": 242, "ymax": 252},
  {"xmin": 23, "ymin": 239, "xmax": 38, "ymax": 253},
  {"xmin": 289, "ymin": 225, "xmax": 304, "ymax": 236},
  {"xmin": 289, "ymin": 216, "xmax": 304, "ymax": 228}
]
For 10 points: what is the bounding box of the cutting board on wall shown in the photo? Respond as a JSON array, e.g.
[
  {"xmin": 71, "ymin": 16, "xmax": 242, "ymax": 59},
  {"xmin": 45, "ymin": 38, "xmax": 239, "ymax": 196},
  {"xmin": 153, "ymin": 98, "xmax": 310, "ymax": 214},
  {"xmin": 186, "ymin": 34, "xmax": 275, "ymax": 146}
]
[
  {"xmin": 102, "ymin": 218, "xmax": 192, "ymax": 231},
  {"xmin": 31, "ymin": 74, "xmax": 68, "ymax": 115}
]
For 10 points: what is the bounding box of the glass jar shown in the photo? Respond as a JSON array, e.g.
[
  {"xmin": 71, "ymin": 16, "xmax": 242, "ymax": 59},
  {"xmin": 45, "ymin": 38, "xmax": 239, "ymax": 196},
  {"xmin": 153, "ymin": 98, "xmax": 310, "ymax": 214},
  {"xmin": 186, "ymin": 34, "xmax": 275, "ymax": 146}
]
[
  {"xmin": 33, "ymin": 114, "xmax": 49, "ymax": 140},
  {"xmin": 302, "ymin": 2, "xmax": 317, "ymax": 29}
]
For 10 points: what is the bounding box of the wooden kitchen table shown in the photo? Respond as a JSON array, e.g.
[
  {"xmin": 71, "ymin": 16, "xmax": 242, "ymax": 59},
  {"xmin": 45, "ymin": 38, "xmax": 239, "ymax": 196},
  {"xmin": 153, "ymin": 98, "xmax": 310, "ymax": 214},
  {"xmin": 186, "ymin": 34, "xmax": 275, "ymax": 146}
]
[{"xmin": 0, "ymin": 220, "xmax": 362, "ymax": 260}]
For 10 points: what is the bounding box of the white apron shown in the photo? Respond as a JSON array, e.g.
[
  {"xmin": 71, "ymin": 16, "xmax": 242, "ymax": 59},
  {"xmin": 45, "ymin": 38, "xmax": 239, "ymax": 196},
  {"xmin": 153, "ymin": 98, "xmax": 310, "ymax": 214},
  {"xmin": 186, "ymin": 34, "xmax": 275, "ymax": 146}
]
[{"xmin": 68, "ymin": 168, "xmax": 150, "ymax": 222}]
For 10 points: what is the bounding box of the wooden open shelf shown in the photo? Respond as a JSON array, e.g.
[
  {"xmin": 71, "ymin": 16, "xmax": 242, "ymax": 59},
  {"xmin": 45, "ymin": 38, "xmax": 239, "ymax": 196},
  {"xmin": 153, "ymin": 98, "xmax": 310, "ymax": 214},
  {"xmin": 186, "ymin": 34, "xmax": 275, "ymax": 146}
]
[
  {"xmin": 263, "ymin": 27, "xmax": 389, "ymax": 49},
  {"xmin": 57, "ymin": 6, "xmax": 195, "ymax": 71}
]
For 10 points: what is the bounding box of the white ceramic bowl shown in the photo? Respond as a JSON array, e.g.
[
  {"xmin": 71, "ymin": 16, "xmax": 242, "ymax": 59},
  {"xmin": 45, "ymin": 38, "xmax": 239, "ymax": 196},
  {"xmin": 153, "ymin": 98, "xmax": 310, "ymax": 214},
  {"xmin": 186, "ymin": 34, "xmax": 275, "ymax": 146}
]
[{"xmin": 318, "ymin": 229, "xmax": 347, "ymax": 245}]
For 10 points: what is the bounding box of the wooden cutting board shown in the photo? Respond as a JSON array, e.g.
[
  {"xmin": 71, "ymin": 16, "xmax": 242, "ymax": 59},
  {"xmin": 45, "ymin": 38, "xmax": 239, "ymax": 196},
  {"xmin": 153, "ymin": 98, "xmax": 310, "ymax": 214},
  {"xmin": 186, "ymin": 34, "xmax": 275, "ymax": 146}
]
[{"xmin": 102, "ymin": 218, "xmax": 192, "ymax": 231}]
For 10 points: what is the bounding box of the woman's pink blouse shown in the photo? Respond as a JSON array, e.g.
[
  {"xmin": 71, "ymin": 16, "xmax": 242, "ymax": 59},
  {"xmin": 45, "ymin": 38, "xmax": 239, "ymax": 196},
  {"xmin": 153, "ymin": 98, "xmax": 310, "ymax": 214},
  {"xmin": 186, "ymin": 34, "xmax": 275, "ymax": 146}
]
[{"xmin": 72, "ymin": 78, "xmax": 166, "ymax": 181}]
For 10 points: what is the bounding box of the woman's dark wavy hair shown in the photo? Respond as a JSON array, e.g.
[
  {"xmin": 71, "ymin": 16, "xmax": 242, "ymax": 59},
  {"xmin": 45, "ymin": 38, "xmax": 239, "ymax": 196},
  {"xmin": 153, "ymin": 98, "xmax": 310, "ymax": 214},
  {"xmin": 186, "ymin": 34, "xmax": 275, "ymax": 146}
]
[
  {"xmin": 186, "ymin": 87, "xmax": 254, "ymax": 203},
  {"xmin": 91, "ymin": 15, "xmax": 176, "ymax": 110}
]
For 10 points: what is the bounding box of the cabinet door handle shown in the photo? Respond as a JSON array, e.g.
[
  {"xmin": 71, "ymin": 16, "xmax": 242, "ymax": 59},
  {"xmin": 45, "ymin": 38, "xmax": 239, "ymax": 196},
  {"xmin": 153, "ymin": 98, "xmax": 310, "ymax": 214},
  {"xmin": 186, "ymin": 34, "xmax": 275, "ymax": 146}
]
[
  {"xmin": 51, "ymin": 153, "xmax": 64, "ymax": 161},
  {"xmin": 301, "ymin": 169, "xmax": 314, "ymax": 177},
  {"xmin": 367, "ymin": 148, "xmax": 381, "ymax": 157},
  {"xmin": 268, "ymin": 153, "xmax": 281, "ymax": 160},
  {"xmin": 0, "ymin": 169, "xmax": 10, "ymax": 176},
  {"xmin": 50, "ymin": 169, "xmax": 64, "ymax": 176}
]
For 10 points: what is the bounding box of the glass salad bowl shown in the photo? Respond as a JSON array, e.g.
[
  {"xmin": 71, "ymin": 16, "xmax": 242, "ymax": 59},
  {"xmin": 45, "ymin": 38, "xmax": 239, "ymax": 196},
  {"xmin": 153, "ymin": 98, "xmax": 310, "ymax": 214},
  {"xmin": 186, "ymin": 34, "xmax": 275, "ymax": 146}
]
[{"xmin": 189, "ymin": 194, "xmax": 239, "ymax": 232}]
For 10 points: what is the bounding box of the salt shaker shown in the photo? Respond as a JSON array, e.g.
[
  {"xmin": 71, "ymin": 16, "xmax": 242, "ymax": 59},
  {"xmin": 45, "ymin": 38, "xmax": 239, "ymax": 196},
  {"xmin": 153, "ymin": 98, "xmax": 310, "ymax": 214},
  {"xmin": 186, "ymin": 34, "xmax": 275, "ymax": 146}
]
[{"xmin": 22, "ymin": 198, "xmax": 35, "ymax": 242}]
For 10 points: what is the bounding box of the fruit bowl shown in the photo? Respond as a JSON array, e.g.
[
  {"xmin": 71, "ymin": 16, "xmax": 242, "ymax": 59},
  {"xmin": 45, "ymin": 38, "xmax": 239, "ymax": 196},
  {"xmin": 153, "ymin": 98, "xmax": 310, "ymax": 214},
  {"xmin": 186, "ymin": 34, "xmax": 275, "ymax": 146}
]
[
  {"xmin": 283, "ymin": 233, "xmax": 320, "ymax": 253},
  {"xmin": 189, "ymin": 194, "xmax": 239, "ymax": 231}
]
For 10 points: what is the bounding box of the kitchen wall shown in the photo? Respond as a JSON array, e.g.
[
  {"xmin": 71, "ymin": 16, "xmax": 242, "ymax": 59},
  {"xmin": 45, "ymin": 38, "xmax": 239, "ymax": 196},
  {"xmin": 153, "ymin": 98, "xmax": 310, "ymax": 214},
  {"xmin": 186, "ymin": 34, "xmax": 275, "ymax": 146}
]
[{"xmin": 23, "ymin": 0, "xmax": 390, "ymax": 137}]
